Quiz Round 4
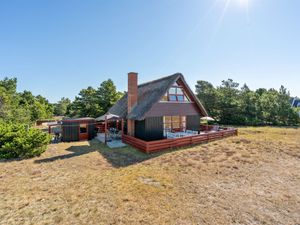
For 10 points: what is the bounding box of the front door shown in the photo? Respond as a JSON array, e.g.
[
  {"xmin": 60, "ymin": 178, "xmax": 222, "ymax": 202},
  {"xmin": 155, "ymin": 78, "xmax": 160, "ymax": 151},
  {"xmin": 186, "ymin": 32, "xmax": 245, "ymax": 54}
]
[{"xmin": 79, "ymin": 123, "xmax": 88, "ymax": 140}]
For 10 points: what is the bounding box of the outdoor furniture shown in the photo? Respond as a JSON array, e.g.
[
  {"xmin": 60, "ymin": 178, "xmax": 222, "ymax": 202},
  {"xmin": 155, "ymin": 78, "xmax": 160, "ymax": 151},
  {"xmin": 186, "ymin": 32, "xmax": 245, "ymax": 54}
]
[
  {"xmin": 212, "ymin": 125, "xmax": 220, "ymax": 131},
  {"xmin": 185, "ymin": 130, "xmax": 198, "ymax": 135},
  {"xmin": 166, "ymin": 132, "xmax": 177, "ymax": 139},
  {"xmin": 108, "ymin": 128, "xmax": 120, "ymax": 140},
  {"xmin": 166, "ymin": 130, "xmax": 199, "ymax": 139}
]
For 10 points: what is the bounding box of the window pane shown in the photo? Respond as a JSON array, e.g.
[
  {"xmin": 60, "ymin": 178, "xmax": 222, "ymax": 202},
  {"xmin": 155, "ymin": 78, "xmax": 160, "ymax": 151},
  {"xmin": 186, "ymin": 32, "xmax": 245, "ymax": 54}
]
[
  {"xmin": 80, "ymin": 124, "xmax": 87, "ymax": 133},
  {"xmin": 164, "ymin": 123, "xmax": 171, "ymax": 129},
  {"xmin": 172, "ymin": 122, "xmax": 180, "ymax": 128},
  {"xmin": 169, "ymin": 87, "xmax": 176, "ymax": 94},
  {"xmin": 172, "ymin": 116, "xmax": 180, "ymax": 122},
  {"xmin": 177, "ymin": 88, "xmax": 183, "ymax": 95},
  {"xmin": 164, "ymin": 116, "xmax": 171, "ymax": 123},
  {"xmin": 169, "ymin": 95, "xmax": 177, "ymax": 101},
  {"xmin": 177, "ymin": 95, "xmax": 184, "ymax": 102}
]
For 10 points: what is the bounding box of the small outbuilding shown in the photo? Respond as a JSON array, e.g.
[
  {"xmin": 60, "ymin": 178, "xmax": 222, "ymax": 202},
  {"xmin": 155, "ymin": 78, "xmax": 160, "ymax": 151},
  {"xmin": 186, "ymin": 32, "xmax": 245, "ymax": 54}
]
[{"xmin": 61, "ymin": 117, "xmax": 96, "ymax": 142}]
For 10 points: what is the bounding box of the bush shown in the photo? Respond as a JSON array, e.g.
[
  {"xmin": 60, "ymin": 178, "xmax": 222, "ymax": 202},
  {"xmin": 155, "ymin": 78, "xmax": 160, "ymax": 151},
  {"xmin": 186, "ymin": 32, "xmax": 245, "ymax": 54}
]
[{"xmin": 0, "ymin": 123, "xmax": 51, "ymax": 159}]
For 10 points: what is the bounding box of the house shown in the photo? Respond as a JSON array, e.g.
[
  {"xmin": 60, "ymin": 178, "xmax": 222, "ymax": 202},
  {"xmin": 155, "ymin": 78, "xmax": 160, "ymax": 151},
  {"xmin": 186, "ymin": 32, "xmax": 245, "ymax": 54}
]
[
  {"xmin": 291, "ymin": 97, "xmax": 300, "ymax": 117},
  {"xmin": 291, "ymin": 97, "xmax": 300, "ymax": 108},
  {"xmin": 107, "ymin": 72, "xmax": 237, "ymax": 153},
  {"xmin": 109, "ymin": 72, "xmax": 208, "ymax": 141},
  {"xmin": 61, "ymin": 118, "xmax": 96, "ymax": 142}
]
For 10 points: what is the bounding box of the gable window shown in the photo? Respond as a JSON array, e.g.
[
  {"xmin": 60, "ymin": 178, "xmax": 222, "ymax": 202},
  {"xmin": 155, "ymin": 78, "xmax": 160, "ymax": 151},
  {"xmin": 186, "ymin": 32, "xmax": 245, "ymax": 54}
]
[
  {"xmin": 169, "ymin": 95, "xmax": 177, "ymax": 101},
  {"xmin": 160, "ymin": 86, "xmax": 191, "ymax": 102}
]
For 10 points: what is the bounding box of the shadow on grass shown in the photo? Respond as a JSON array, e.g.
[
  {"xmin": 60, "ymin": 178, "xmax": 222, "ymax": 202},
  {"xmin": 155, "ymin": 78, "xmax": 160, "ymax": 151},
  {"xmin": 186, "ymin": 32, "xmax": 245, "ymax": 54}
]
[
  {"xmin": 34, "ymin": 143, "xmax": 98, "ymax": 163},
  {"xmin": 34, "ymin": 139, "xmax": 185, "ymax": 167},
  {"xmin": 97, "ymin": 140, "xmax": 209, "ymax": 167},
  {"xmin": 98, "ymin": 144, "xmax": 161, "ymax": 168}
]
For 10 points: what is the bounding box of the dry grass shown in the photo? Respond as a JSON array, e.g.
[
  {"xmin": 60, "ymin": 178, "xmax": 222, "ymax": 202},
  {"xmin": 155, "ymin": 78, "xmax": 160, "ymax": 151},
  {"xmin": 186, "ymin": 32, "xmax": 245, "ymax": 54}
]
[{"xmin": 0, "ymin": 127, "xmax": 300, "ymax": 225}]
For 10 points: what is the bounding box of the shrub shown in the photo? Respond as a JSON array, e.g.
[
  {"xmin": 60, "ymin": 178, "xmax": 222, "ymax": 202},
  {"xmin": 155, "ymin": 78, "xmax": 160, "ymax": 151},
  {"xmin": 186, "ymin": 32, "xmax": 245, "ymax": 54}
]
[{"xmin": 0, "ymin": 123, "xmax": 51, "ymax": 159}]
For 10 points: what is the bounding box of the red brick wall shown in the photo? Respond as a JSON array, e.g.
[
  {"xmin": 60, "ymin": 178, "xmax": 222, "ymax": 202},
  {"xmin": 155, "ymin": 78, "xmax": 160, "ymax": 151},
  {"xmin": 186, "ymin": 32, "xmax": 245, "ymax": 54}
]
[{"xmin": 127, "ymin": 72, "xmax": 138, "ymax": 136}]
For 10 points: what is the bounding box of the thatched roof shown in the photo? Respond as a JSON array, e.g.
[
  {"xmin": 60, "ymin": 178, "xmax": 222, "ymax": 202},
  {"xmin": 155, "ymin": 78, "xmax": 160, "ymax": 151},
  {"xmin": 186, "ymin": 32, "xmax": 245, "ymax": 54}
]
[{"xmin": 108, "ymin": 73, "xmax": 208, "ymax": 120}]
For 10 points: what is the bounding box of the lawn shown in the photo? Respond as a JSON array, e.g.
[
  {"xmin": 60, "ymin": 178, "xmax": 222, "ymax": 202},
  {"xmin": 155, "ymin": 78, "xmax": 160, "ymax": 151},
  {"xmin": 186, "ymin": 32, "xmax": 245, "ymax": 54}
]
[{"xmin": 0, "ymin": 127, "xmax": 299, "ymax": 225}]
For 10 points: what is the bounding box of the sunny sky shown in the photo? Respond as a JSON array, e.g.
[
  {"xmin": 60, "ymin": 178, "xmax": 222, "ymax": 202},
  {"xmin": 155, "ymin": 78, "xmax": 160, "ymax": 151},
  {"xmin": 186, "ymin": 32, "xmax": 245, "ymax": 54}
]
[{"xmin": 0, "ymin": 0, "xmax": 299, "ymax": 102}]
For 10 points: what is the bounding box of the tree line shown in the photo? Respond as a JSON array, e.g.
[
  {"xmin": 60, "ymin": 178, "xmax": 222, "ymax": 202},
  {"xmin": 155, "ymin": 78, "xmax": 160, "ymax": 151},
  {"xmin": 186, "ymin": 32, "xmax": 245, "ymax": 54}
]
[
  {"xmin": 196, "ymin": 79, "xmax": 299, "ymax": 126},
  {"xmin": 0, "ymin": 77, "xmax": 53, "ymax": 124},
  {"xmin": 53, "ymin": 79, "xmax": 123, "ymax": 118},
  {"xmin": 0, "ymin": 77, "xmax": 123, "ymax": 124},
  {"xmin": 1, "ymin": 76, "xmax": 298, "ymax": 126}
]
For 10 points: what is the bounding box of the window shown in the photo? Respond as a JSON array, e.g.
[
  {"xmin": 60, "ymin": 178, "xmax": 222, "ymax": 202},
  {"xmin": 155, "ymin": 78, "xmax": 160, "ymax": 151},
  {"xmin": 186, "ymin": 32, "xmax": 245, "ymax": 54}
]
[
  {"xmin": 163, "ymin": 116, "xmax": 186, "ymax": 136},
  {"xmin": 169, "ymin": 87, "xmax": 176, "ymax": 94},
  {"xmin": 161, "ymin": 93, "xmax": 168, "ymax": 101},
  {"xmin": 169, "ymin": 95, "xmax": 177, "ymax": 101},
  {"xmin": 177, "ymin": 95, "xmax": 184, "ymax": 102},
  {"xmin": 177, "ymin": 88, "xmax": 183, "ymax": 95},
  {"xmin": 80, "ymin": 124, "xmax": 87, "ymax": 133},
  {"xmin": 160, "ymin": 85, "xmax": 191, "ymax": 102}
]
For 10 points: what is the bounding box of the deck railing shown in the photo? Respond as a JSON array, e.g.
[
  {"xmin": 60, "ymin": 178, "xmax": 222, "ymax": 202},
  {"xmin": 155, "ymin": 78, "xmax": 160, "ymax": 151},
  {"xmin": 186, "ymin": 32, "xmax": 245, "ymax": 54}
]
[{"xmin": 122, "ymin": 128, "xmax": 238, "ymax": 153}]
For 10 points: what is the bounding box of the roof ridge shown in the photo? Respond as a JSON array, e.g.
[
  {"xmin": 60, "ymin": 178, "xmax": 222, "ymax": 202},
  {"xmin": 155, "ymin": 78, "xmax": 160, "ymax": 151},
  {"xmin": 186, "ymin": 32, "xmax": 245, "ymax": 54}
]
[{"xmin": 137, "ymin": 73, "xmax": 182, "ymax": 87}]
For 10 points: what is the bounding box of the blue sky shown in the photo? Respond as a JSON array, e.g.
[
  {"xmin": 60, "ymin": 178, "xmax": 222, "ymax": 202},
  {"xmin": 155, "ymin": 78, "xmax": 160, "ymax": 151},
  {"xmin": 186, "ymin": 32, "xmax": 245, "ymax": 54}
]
[{"xmin": 0, "ymin": 0, "xmax": 299, "ymax": 102}]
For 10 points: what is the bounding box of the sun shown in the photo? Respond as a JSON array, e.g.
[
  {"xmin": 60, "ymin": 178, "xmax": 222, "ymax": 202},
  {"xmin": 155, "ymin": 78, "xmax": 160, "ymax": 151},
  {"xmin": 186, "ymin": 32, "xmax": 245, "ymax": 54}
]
[{"xmin": 237, "ymin": 0, "xmax": 250, "ymax": 8}]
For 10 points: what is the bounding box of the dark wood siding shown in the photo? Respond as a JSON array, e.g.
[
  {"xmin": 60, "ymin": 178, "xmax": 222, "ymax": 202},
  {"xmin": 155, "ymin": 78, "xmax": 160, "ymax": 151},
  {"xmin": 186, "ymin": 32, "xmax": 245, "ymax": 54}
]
[
  {"xmin": 134, "ymin": 120, "xmax": 146, "ymax": 140},
  {"xmin": 62, "ymin": 119, "xmax": 96, "ymax": 142},
  {"xmin": 62, "ymin": 122, "xmax": 79, "ymax": 142},
  {"xmin": 145, "ymin": 117, "xmax": 164, "ymax": 141},
  {"xmin": 186, "ymin": 115, "xmax": 200, "ymax": 131},
  {"xmin": 145, "ymin": 102, "xmax": 201, "ymax": 118},
  {"xmin": 135, "ymin": 117, "xmax": 163, "ymax": 141},
  {"xmin": 87, "ymin": 121, "xmax": 96, "ymax": 140}
]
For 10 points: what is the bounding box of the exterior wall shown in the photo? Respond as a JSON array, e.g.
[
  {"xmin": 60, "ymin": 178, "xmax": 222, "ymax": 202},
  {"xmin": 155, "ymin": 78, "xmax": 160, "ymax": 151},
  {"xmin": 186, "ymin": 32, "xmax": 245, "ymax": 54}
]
[
  {"xmin": 134, "ymin": 120, "xmax": 146, "ymax": 140},
  {"xmin": 186, "ymin": 115, "xmax": 201, "ymax": 131},
  {"xmin": 87, "ymin": 122, "xmax": 96, "ymax": 140},
  {"xmin": 145, "ymin": 102, "xmax": 201, "ymax": 117},
  {"xmin": 145, "ymin": 117, "xmax": 164, "ymax": 141},
  {"xmin": 62, "ymin": 122, "xmax": 79, "ymax": 142},
  {"xmin": 134, "ymin": 117, "xmax": 164, "ymax": 141},
  {"xmin": 62, "ymin": 119, "xmax": 96, "ymax": 142}
]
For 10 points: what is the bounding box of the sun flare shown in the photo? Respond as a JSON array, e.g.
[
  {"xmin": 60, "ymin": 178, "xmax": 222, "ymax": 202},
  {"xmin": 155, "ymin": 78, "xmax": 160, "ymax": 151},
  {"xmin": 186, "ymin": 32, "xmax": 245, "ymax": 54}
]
[{"xmin": 238, "ymin": 0, "xmax": 249, "ymax": 8}]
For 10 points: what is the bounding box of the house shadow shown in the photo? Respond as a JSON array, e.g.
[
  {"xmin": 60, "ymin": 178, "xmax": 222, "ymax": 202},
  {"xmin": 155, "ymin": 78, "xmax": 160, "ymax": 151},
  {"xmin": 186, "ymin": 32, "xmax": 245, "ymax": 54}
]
[
  {"xmin": 34, "ymin": 142, "xmax": 98, "ymax": 164},
  {"xmin": 96, "ymin": 141, "xmax": 165, "ymax": 168},
  {"xmin": 34, "ymin": 139, "xmax": 191, "ymax": 167}
]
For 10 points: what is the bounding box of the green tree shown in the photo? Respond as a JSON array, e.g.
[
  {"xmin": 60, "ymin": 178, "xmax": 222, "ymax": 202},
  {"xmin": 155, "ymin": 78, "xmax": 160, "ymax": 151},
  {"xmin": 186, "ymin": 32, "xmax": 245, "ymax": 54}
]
[
  {"xmin": 19, "ymin": 91, "xmax": 53, "ymax": 121},
  {"xmin": 261, "ymin": 89, "xmax": 279, "ymax": 124},
  {"xmin": 0, "ymin": 77, "xmax": 53, "ymax": 124},
  {"xmin": 239, "ymin": 84, "xmax": 260, "ymax": 125},
  {"xmin": 54, "ymin": 97, "xmax": 71, "ymax": 116},
  {"xmin": 195, "ymin": 81, "xmax": 218, "ymax": 118},
  {"xmin": 68, "ymin": 79, "xmax": 123, "ymax": 118},
  {"xmin": 277, "ymin": 86, "xmax": 299, "ymax": 125},
  {"xmin": 68, "ymin": 87, "xmax": 98, "ymax": 117},
  {"xmin": 0, "ymin": 122, "xmax": 51, "ymax": 159},
  {"xmin": 96, "ymin": 79, "xmax": 123, "ymax": 114},
  {"xmin": 217, "ymin": 79, "xmax": 243, "ymax": 124}
]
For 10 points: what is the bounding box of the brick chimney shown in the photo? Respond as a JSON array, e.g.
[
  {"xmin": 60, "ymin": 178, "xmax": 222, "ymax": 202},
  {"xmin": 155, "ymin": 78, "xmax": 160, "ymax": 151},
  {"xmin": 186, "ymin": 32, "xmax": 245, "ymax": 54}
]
[{"xmin": 127, "ymin": 72, "xmax": 138, "ymax": 136}]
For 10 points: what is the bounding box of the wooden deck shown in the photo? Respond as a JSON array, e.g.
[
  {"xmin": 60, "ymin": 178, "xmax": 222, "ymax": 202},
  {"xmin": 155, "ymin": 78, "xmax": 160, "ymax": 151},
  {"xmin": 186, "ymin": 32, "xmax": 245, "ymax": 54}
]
[{"xmin": 122, "ymin": 128, "xmax": 238, "ymax": 153}]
